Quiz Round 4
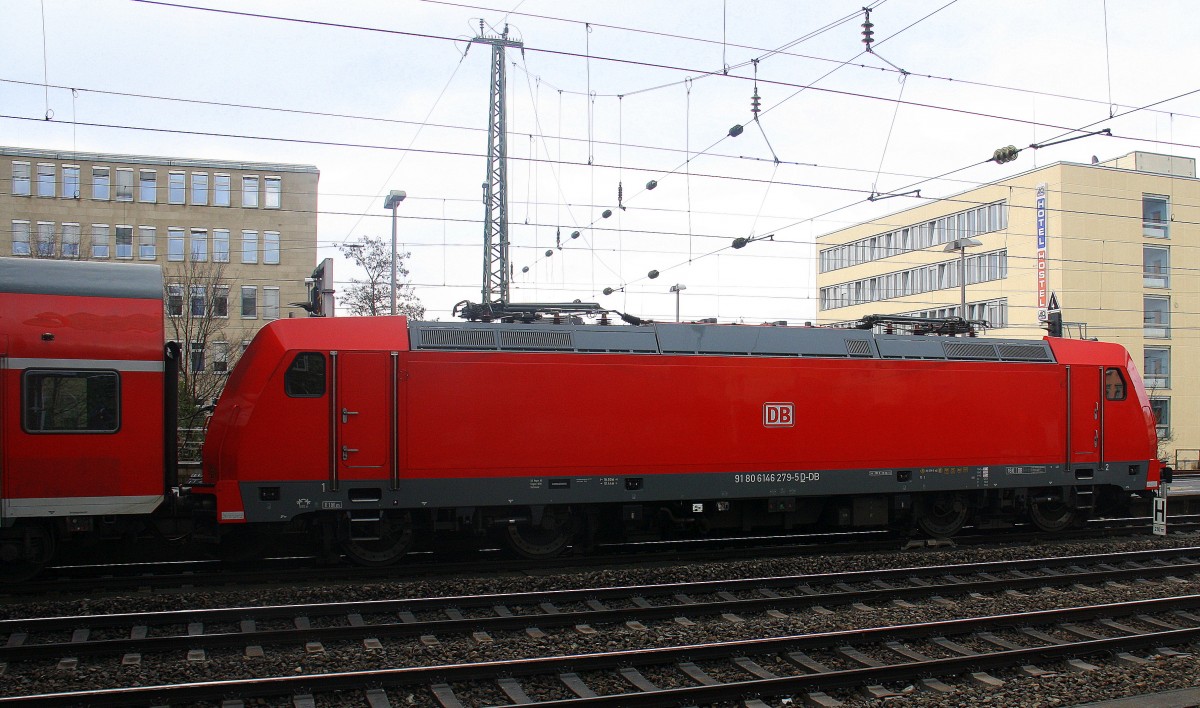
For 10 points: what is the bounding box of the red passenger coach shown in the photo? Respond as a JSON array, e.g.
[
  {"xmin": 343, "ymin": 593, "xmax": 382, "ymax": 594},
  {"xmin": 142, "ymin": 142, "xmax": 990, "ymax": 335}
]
[
  {"xmin": 0, "ymin": 257, "xmax": 169, "ymax": 570},
  {"xmin": 200, "ymin": 317, "xmax": 1161, "ymax": 564}
]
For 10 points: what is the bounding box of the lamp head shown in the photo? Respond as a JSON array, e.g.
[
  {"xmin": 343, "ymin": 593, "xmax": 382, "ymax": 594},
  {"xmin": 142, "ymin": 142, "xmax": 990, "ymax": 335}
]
[{"xmin": 383, "ymin": 190, "xmax": 407, "ymax": 209}]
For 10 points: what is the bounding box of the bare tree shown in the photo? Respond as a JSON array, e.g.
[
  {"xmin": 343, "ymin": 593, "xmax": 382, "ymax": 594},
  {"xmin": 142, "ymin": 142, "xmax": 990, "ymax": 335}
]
[
  {"xmin": 163, "ymin": 259, "xmax": 243, "ymax": 431},
  {"xmin": 336, "ymin": 236, "xmax": 425, "ymax": 318}
]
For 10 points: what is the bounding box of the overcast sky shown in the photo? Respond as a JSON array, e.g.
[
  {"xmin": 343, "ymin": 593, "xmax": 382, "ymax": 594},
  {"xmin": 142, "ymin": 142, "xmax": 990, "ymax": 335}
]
[{"xmin": 3, "ymin": 0, "xmax": 1198, "ymax": 322}]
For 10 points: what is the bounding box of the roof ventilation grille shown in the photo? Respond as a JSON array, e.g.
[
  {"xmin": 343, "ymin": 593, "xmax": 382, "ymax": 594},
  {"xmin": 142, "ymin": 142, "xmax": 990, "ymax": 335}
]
[{"xmin": 417, "ymin": 328, "xmax": 498, "ymax": 349}]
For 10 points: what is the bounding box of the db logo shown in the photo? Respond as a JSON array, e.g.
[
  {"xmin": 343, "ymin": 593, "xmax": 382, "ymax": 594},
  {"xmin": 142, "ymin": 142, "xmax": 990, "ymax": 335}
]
[{"xmin": 763, "ymin": 402, "xmax": 795, "ymax": 428}]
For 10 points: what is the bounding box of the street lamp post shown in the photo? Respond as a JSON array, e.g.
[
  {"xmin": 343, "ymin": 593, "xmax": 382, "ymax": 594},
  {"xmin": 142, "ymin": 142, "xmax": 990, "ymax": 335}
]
[
  {"xmin": 943, "ymin": 237, "xmax": 983, "ymax": 318},
  {"xmin": 383, "ymin": 190, "xmax": 406, "ymax": 315},
  {"xmin": 669, "ymin": 283, "xmax": 686, "ymax": 322}
]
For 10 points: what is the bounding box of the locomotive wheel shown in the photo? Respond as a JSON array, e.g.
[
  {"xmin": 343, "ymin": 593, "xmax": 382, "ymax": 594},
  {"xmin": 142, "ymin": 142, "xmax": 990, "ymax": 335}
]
[
  {"xmin": 340, "ymin": 512, "xmax": 414, "ymax": 567},
  {"xmin": 1029, "ymin": 493, "xmax": 1077, "ymax": 532},
  {"xmin": 916, "ymin": 492, "xmax": 970, "ymax": 537},
  {"xmin": 504, "ymin": 507, "xmax": 575, "ymax": 560}
]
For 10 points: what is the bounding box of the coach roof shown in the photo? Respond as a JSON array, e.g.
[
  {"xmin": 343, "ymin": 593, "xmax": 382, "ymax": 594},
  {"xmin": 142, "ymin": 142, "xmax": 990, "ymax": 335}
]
[{"xmin": 0, "ymin": 257, "xmax": 162, "ymax": 300}]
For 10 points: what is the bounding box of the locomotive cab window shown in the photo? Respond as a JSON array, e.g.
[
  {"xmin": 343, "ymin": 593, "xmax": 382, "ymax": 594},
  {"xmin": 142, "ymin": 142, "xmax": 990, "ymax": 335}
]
[
  {"xmin": 1105, "ymin": 368, "xmax": 1127, "ymax": 401},
  {"xmin": 23, "ymin": 370, "xmax": 119, "ymax": 433},
  {"xmin": 284, "ymin": 352, "xmax": 326, "ymax": 397}
]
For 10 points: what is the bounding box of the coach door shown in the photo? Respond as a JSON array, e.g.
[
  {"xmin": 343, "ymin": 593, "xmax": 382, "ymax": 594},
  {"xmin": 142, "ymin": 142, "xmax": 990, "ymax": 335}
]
[
  {"xmin": 1068, "ymin": 365, "xmax": 1103, "ymax": 468},
  {"xmin": 332, "ymin": 351, "xmax": 396, "ymax": 486},
  {"xmin": 0, "ymin": 336, "xmax": 6, "ymax": 521}
]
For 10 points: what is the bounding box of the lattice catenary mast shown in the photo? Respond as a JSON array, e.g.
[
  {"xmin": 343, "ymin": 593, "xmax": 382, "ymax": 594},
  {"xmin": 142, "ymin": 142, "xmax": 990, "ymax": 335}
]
[
  {"xmin": 454, "ymin": 23, "xmax": 603, "ymax": 323},
  {"xmin": 473, "ymin": 22, "xmax": 523, "ymax": 308}
]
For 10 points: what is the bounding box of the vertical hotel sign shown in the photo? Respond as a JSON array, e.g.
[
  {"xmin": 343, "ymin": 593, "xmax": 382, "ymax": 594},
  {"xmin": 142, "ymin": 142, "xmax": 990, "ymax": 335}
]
[{"xmin": 1036, "ymin": 183, "xmax": 1048, "ymax": 322}]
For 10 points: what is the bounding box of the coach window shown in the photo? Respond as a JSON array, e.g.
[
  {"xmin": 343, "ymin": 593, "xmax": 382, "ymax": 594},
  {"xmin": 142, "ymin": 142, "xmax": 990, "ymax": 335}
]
[
  {"xmin": 284, "ymin": 353, "xmax": 326, "ymax": 397},
  {"xmin": 23, "ymin": 370, "xmax": 119, "ymax": 433},
  {"xmin": 1105, "ymin": 368, "xmax": 1126, "ymax": 401}
]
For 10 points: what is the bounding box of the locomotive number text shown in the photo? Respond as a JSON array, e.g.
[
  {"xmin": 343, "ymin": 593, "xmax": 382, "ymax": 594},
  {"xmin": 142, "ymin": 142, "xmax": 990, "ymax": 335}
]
[{"xmin": 733, "ymin": 472, "xmax": 820, "ymax": 484}]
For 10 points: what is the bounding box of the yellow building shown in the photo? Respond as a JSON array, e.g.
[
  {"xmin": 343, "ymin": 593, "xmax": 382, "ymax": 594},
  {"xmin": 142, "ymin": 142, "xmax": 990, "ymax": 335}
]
[
  {"xmin": 2, "ymin": 146, "xmax": 319, "ymax": 374},
  {"xmin": 815, "ymin": 151, "xmax": 1196, "ymax": 464}
]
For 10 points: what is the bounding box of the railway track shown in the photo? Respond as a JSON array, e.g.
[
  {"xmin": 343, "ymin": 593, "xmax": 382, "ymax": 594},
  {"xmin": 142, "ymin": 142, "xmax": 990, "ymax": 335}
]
[
  {"xmin": 2, "ymin": 546, "xmax": 1200, "ymax": 705},
  {"xmin": 4, "ymin": 594, "xmax": 1200, "ymax": 705},
  {"xmin": 10, "ymin": 515, "xmax": 1199, "ymax": 599}
]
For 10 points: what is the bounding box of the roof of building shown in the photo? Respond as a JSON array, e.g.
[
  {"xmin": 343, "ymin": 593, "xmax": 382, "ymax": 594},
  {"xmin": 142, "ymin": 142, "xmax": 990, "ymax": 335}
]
[
  {"xmin": 1, "ymin": 145, "xmax": 318, "ymax": 174},
  {"xmin": 817, "ymin": 151, "xmax": 1197, "ymax": 244}
]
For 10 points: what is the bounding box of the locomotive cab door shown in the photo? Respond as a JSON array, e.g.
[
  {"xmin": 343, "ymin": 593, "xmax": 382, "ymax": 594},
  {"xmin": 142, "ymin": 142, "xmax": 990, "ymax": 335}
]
[
  {"xmin": 333, "ymin": 351, "xmax": 394, "ymax": 484},
  {"xmin": 331, "ymin": 350, "xmax": 400, "ymax": 489},
  {"xmin": 1068, "ymin": 365, "xmax": 1103, "ymax": 469}
]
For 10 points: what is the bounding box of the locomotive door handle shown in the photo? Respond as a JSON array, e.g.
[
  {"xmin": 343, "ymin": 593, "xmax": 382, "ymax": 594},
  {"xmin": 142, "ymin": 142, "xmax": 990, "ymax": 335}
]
[
  {"xmin": 1094, "ymin": 431, "xmax": 1099, "ymax": 448},
  {"xmin": 1093, "ymin": 402, "xmax": 1100, "ymax": 420},
  {"xmin": 341, "ymin": 445, "xmax": 359, "ymax": 461},
  {"xmin": 341, "ymin": 408, "xmax": 359, "ymax": 424}
]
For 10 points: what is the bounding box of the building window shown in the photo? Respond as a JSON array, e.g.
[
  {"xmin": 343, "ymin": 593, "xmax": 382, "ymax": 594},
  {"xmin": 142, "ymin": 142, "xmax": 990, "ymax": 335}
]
[
  {"xmin": 167, "ymin": 284, "xmax": 183, "ymax": 317},
  {"xmin": 1144, "ymin": 347, "xmax": 1170, "ymax": 390},
  {"xmin": 1143, "ymin": 246, "xmax": 1169, "ymax": 288},
  {"xmin": 213, "ymin": 286, "xmax": 229, "ymax": 318},
  {"xmin": 1143, "ymin": 195, "xmax": 1169, "ymax": 238},
  {"xmin": 1150, "ymin": 397, "xmax": 1170, "ymax": 439},
  {"xmin": 34, "ymin": 163, "xmax": 58, "ymax": 198},
  {"xmin": 22, "ymin": 370, "xmax": 119, "ymax": 433},
  {"xmin": 1144, "ymin": 296, "xmax": 1170, "ymax": 339},
  {"xmin": 190, "ymin": 228, "xmax": 208, "ymax": 262},
  {"xmin": 242, "ymin": 175, "xmax": 259, "ymax": 208},
  {"xmin": 11, "ymin": 221, "xmax": 31, "ymax": 256},
  {"xmin": 190, "ymin": 285, "xmax": 206, "ymax": 317},
  {"xmin": 213, "ymin": 341, "xmax": 230, "ymax": 373},
  {"xmin": 263, "ymin": 287, "xmax": 280, "ymax": 320},
  {"xmin": 61, "ymin": 223, "xmax": 81, "ymax": 258},
  {"xmin": 263, "ymin": 230, "xmax": 280, "ymax": 264},
  {"xmin": 115, "ymin": 169, "xmax": 134, "ymax": 201},
  {"xmin": 214, "ymin": 173, "xmax": 230, "ymax": 206},
  {"xmin": 92, "ymin": 167, "xmax": 110, "ymax": 200},
  {"xmin": 213, "ymin": 229, "xmax": 230, "ymax": 263},
  {"xmin": 241, "ymin": 286, "xmax": 257, "ymax": 318},
  {"xmin": 168, "ymin": 171, "xmax": 186, "ymax": 204},
  {"xmin": 191, "ymin": 172, "xmax": 209, "ymax": 205},
  {"xmin": 264, "ymin": 176, "xmax": 281, "ymax": 209},
  {"xmin": 115, "ymin": 225, "xmax": 134, "ymax": 259},
  {"xmin": 818, "ymin": 200, "xmax": 1008, "ymax": 274},
  {"xmin": 91, "ymin": 224, "xmax": 110, "ymax": 259},
  {"xmin": 35, "ymin": 222, "xmax": 55, "ymax": 257},
  {"xmin": 36, "ymin": 163, "xmax": 55, "ymax": 197},
  {"xmin": 167, "ymin": 228, "xmax": 185, "ymax": 262},
  {"xmin": 12, "ymin": 161, "xmax": 31, "ymax": 196},
  {"xmin": 189, "ymin": 342, "xmax": 205, "ymax": 373},
  {"xmin": 820, "ymin": 250, "xmax": 1007, "ymax": 311},
  {"xmin": 138, "ymin": 170, "xmax": 157, "ymax": 203},
  {"xmin": 62, "ymin": 166, "xmax": 80, "ymax": 199},
  {"xmin": 138, "ymin": 226, "xmax": 157, "ymax": 260},
  {"xmin": 242, "ymin": 230, "xmax": 258, "ymax": 263}
]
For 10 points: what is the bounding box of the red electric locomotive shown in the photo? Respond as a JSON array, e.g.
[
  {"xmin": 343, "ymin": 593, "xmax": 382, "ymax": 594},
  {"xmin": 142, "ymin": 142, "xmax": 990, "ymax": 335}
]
[
  {"xmin": 198, "ymin": 314, "xmax": 1162, "ymax": 564},
  {"xmin": 0, "ymin": 257, "xmax": 1164, "ymax": 572}
]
